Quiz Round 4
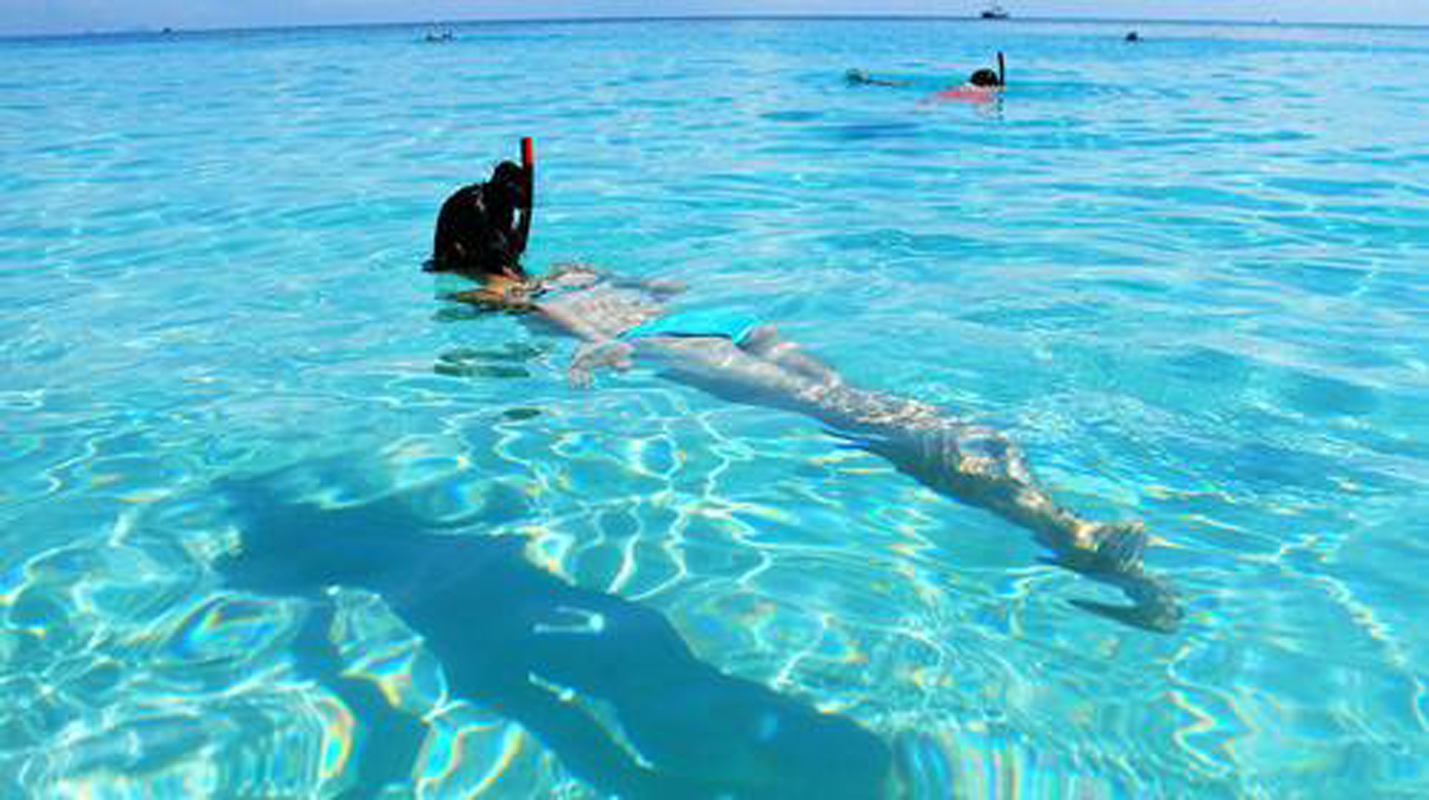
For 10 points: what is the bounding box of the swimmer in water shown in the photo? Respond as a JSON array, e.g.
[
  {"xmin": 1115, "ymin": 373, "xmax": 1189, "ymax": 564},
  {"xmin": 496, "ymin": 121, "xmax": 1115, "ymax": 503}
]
[
  {"xmin": 427, "ymin": 142, "xmax": 1182, "ymax": 634},
  {"xmin": 935, "ymin": 52, "xmax": 1007, "ymax": 102}
]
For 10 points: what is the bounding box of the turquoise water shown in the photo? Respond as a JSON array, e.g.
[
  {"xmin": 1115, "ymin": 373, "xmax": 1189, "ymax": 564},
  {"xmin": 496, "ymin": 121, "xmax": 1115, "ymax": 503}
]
[{"xmin": 3, "ymin": 16, "xmax": 1428, "ymax": 798}]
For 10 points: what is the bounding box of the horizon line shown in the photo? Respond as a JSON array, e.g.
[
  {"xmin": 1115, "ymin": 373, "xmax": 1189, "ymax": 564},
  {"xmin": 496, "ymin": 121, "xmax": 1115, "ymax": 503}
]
[{"xmin": 5, "ymin": 12, "xmax": 1428, "ymax": 41}]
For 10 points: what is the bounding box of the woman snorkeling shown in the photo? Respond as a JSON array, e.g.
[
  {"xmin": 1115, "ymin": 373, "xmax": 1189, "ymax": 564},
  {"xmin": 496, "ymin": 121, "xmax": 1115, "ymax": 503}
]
[
  {"xmin": 934, "ymin": 51, "xmax": 1007, "ymax": 102},
  {"xmin": 846, "ymin": 52, "xmax": 1007, "ymax": 103},
  {"xmin": 426, "ymin": 140, "xmax": 1181, "ymax": 634}
]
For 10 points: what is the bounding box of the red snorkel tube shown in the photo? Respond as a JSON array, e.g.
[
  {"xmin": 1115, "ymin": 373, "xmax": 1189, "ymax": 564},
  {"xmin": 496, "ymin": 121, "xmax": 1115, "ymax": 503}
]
[
  {"xmin": 521, "ymin": 137, "xmax": 535, "ymax": 189},
  {"xmin": 514, "ymin": 137, "xmax": 535, "ymax": 259}
]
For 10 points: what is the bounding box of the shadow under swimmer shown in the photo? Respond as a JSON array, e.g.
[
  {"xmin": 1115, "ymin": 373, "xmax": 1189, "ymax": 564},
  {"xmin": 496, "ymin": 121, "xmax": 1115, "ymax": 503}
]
[{"xmin": 216, "ymin": 472, "xmax": 895, "ymax": 799}]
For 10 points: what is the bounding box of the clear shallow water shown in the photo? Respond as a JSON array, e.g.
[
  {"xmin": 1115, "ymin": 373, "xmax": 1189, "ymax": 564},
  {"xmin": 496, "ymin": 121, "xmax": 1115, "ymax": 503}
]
[{"xmin": 2, "ymin": 16, "xmax": 1427, "ymax": 798}]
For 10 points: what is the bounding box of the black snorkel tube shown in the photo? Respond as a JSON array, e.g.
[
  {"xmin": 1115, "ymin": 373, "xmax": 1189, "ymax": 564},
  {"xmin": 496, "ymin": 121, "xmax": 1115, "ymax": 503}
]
[{"xmin": 997, "ymin": 51, "xmax": 1006, "ymax": 87}]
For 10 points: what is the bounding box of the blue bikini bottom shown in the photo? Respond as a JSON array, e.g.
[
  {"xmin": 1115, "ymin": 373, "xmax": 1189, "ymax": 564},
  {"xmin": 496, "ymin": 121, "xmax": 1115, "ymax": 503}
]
[{"xmin": 620, "ymin": 309, "xmax": 763, "ymax": 346}]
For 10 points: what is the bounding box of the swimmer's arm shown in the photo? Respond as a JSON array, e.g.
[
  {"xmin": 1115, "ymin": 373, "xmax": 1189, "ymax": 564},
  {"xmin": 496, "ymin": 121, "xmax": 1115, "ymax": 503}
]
[
  {"xmin": 531, "ymin": 301, "xmax": 635, "ymax": 386},
  {"xmin": 535, "ymin": 298, "xmax": 609, "ymax": 341},
  {"xmin": 846, "ymin": 69, "xmax": 909, "ymax": 87},
  {"xmin": 447, "ymin": 286, "xmax": 509, "ymax": 305},
  {"xmin": 447, "ymin": 274, "xmax": 535, "ymax": 311}
]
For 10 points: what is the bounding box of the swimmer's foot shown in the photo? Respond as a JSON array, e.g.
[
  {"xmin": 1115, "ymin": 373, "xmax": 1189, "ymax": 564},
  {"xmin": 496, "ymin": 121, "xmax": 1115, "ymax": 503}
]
[
  {"xmin": 1051, "ymin": 523, "xmax": 1182, "ymax": 634},
  {"xmin": 1071, "ymin": 571, "xmax": 1184, "ymax": 634}
]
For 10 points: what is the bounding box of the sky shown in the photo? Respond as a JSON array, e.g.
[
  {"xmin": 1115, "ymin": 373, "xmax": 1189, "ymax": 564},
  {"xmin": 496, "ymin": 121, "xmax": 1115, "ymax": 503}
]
[{"xmin": 4, "ymin": 0, "xmax": 1427, "ymax": 36}]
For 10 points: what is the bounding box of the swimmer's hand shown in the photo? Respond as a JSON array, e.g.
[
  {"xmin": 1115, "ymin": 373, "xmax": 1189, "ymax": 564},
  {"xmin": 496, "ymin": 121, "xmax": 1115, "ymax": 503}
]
[{"xmin": 568, "ymin": 340, "xmax": 634, "ymax": 388}]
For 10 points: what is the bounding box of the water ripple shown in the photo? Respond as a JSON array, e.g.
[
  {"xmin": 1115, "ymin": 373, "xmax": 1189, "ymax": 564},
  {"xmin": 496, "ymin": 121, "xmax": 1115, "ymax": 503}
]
[{"xmin": 2, "ymin": 16, "xmax": 1427, "ymax": 799}]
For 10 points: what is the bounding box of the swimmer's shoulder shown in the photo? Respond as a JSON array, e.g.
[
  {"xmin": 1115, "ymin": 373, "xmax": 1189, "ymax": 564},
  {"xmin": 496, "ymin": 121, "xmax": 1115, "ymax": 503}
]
[{"xmin": 538, "ymin": 262, "xmax": 606, "ymax": 292}]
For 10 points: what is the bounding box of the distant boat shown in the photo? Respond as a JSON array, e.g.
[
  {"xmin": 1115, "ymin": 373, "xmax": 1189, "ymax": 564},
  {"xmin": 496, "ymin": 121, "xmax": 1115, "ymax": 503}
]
[
  {"xmin": 980, "ymin": 4, "xmax": 1010, "ymax": 19},
  {"xmin": 424, "ymin": 29, "xmax": 455, "ymax": 43}
]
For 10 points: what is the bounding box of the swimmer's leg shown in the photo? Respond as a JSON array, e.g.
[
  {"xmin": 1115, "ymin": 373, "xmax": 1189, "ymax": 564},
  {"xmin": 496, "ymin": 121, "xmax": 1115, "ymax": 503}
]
[
  {"xmin": 637, "ymin": 337, "xmax": 824, "ymax": 411},
  {"xmin": 740, "ymin": 325, "xmax": 843, "ymax": 387},
  {"xmin": 901, "ymin": 423, "xmax": 1149, "ymax": 575},
  {"xmin": 867, "ymin": 420, "xmax": 1179, "ymax": 631}
]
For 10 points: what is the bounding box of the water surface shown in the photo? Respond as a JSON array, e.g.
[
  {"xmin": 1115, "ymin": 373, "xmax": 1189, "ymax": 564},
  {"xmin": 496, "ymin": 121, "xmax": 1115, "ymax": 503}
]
[{"xmin": 2, "ymin": 17, "xmax": 1427, "ymax": 799}]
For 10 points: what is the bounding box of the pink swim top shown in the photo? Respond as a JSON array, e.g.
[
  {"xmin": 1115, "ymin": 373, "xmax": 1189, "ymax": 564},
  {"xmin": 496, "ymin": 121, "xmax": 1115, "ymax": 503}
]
[{"xmin": 933, "ymin": 86, "xmax": 999, "ymax": 103}]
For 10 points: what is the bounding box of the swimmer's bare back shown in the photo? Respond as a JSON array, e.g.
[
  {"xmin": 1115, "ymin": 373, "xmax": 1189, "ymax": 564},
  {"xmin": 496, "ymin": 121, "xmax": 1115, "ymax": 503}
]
[{"xmin": 450, "ymin": 265, "xmax": 669, "ymax": 338}]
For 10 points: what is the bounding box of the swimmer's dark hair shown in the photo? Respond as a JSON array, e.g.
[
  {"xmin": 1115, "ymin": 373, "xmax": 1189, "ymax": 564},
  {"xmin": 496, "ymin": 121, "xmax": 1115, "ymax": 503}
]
[
  {"xmin": 969, "ymin": 68, "xmax": 1002, "ymax": 88},
  {"xmin": 428, "ymin": 160, "xmax": 531, "ymax": 278}
]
